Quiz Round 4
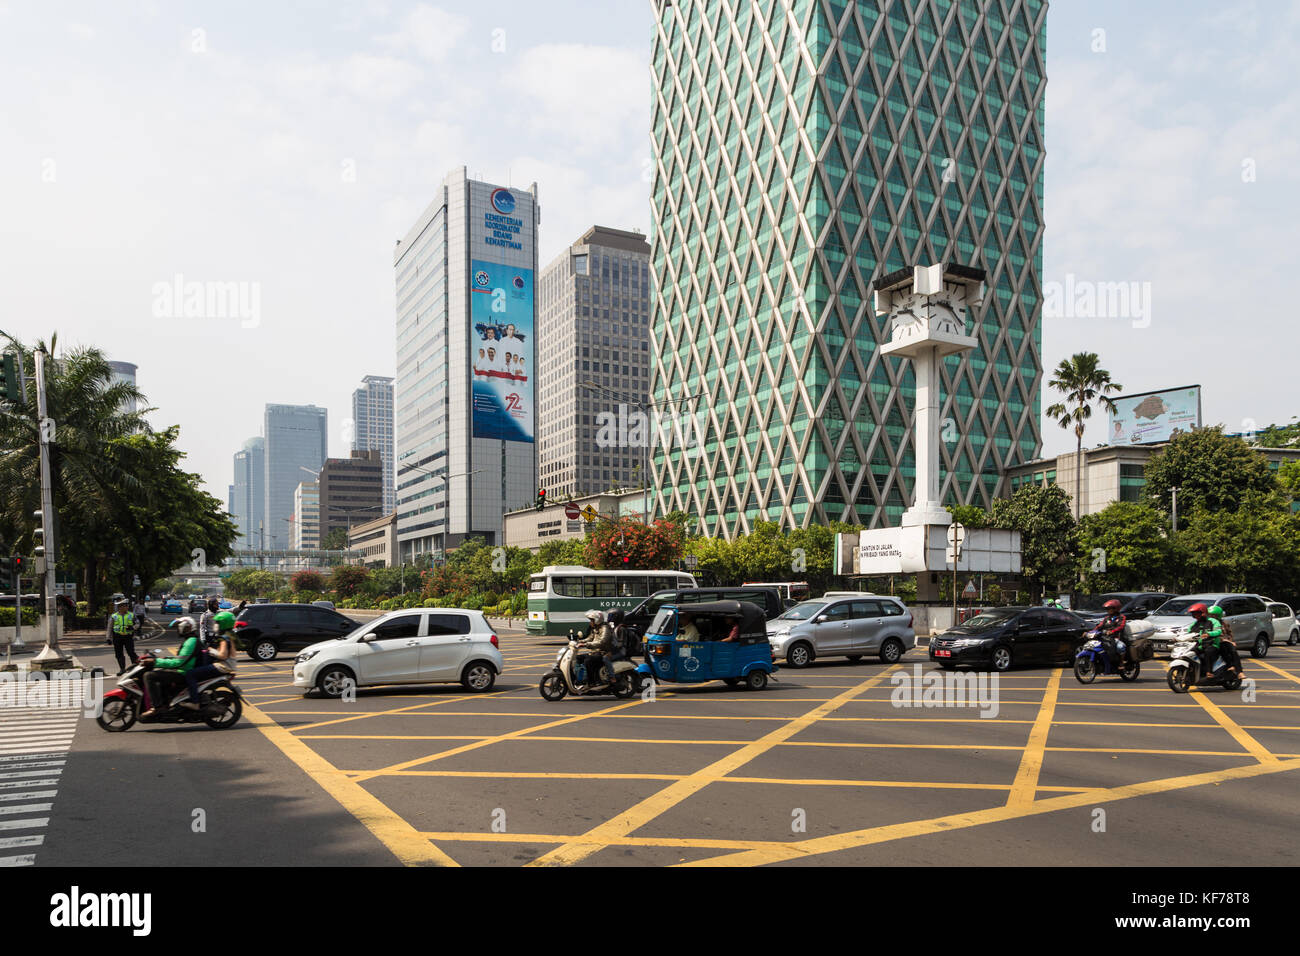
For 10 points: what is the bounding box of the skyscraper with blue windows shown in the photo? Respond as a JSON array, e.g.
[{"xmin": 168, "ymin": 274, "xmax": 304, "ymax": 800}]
[{"xmin": 650, "ymin": 0, "xmax": 1046, "ymax": 538}]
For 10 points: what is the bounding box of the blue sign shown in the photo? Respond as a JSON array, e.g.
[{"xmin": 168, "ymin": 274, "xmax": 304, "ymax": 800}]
[{"xmin": 470, "ymin": 260, "xmax": 534, "ymax": 443}]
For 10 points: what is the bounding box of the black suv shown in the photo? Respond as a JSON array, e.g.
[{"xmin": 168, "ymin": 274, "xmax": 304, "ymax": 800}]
[
  {"xmin": 235, "ymin": 603, "xmax": 359, "ymax": 661},
  {"xmin": 625, "ymin": 587, "xmax": 784, "ymax": 634}
]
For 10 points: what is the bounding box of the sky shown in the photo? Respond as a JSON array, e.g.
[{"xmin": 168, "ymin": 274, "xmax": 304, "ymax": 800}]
[{"xmin": 1, "ymin": 0, "xmax": 1297, "ymax": 504}]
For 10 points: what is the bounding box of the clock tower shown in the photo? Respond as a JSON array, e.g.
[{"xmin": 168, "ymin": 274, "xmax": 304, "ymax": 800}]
[{"xmin": 876, "ymin": 263, "xmax": 985, "ymax": 528}]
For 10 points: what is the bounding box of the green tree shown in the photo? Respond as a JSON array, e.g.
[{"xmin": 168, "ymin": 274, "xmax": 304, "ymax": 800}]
[
  {"xmin": 291, "ymin": 570, "xmax": 325, "ymax": 593},
  {"xmin": 1075, "ymin": 502, "xmax": 1172, "ymax": 592},
  {"xmin": 948, "ymin": 504, "xmax": 992, "ymax": 528},
  {"xmin": 1143, "ymin": 428, "xmax": 1277, "ymax": 520},
  {"xmin": 534, "ymin": 537, "xmax": 588, "ymax": 569},
  {"xmin": 223, "ymin": 568, "xmax": 284, "ymax": 599},
  {"xmin": 320, "ymin": 527, "xmax": 349, "ymax": 551},
  {"xmin": 1177, "ymin": 493, "xmax": 1300, "ymax": 597},
  {"xmin": 329, "ymin": 564, "xmax": 370, "ymax": 599},
  {"xmin": 990, "ymin": 484, "xmax": 1077, "ymax": 600},
  {"xmin": 1044, "ymin": 352, "xmax": 1121, "ymax": 520},
  {"xmin": 1274, "ymin": 460, "xmax": 1300, "ymax": 503},
  {"xmin": 0, "ymin": 332, "xmax": 149, "ymax": 610}
]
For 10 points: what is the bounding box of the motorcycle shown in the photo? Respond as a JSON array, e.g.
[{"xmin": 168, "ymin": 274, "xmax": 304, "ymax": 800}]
[
  {"xmin": 96, "ymin": 653, "xmax": 243, "ymax": 731},
  {"xmin": 1165, "ymin": 640, "xmax": 1243, "ymax": 693},
  {"xmin": 539, "ymin": 637, "xmax": 640, "ymax": 701},
  {"xmin": 1073, "ymin": 630, "xmax": 1141, "ymax": 684}
]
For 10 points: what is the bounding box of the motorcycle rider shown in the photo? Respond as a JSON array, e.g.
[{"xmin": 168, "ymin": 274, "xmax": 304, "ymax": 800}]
[
  {"xmin": 1207, "ymin": 605, "xmax": 1244, "ymax": 682},
  {"xmin": 184, "ymin": 610, "xmax": 238, "ymax": 706},
  {"xmin": 603, "ymin": 609, "xmax": 633, "ymax": 681},
  {"xmin": 1186, "ymin": 602, "xmax": 1226, "ymax": 680},
  {"xmin": 578, "ymin": 609, "xmax": 613, "ymax": 688},
  {"xmin": 142, "ymin": 616, "xmax": 207, "ymax": 717},
  {"xmin": 1095, "ymin": 598, "xmax": 1127, "ymax": 670},
  {"xmin": 201, "ymin": 597, "xmax": 246, "ymax": 646}
]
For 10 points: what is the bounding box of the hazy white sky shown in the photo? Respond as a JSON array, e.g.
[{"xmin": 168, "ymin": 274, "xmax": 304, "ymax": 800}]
[{"xmin": 2, "ymin": 1, "xmax": 1296, "ymax": 504}]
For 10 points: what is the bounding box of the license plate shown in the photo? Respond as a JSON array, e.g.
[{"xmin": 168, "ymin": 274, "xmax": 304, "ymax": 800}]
[{"xmin": 935, "ymin": 649, "xmax": 951, "ymax": 657}]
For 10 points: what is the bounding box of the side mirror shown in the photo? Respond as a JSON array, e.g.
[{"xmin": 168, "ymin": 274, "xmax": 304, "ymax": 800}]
[{"xmin": 814, "ymin": 615, "xmax": 828, "ymax": 624}]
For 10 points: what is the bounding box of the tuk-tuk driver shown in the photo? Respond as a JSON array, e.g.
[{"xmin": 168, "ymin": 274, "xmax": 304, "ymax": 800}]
[
  {"xmin": 720, "ymin": 617, "xmax": 741, "ymax": 643},
  {"xmin": 679, "ymin": 612, "xmax": 701, "ymax": 643}
]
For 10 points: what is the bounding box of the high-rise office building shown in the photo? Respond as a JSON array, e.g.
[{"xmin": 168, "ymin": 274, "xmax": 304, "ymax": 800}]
[
  {"xmin": 231, "ymin": 436, "xmax": 265, "ymax": 550},
  {"xmin": 393, "ymin": 167, "xmax": 539, "ymax": 561},
  {"xmin": 538, "ymin": 226, "xmax": 652, "ymax": 500},
  {"xmin": 293, "ymin": 480, "xmax": 320, "ymax": 549},
  {"xmin": 318, "ymin": 450, "xmax": 383, "ymax": 540},
  {"xmin": 263, "ymin": 404, "xmax": 327, "ymax": 550},
  {"xmin": 352, "ymin": 375, "xmax": 395, "ymax": 515},
  {"xmin": 107, "ymin": 360, "xmax": 138, "ymax": 415},
  {"xmin": 650, "ymin": 0, "xmax": 1046, "ymax": 537}
]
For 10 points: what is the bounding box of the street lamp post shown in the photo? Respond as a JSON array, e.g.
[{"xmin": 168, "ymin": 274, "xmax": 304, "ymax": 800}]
[{"xmin": 32, "ymin": 348, "xmax": 68, "ymax": 666}]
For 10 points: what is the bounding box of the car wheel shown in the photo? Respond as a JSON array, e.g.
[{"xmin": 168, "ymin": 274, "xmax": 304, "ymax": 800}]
[
  {"xmin": 990, "ymin": 645, "xmax": 1013, "ymax": 672},
  {"xmin": 1252, "ymin": 635, "xmax": 1269, "ymax": 658},
  {"xmin": 250, "ymin": 638, "xmax": 278, "ymax": 662},
  {"xmin": 786, "ymin": 642, "xmax": 813, "ymax": 668},
  {"xmin": 745, "ymin": 670, "xmax": 769, "ymax": 691},
  {"xmin": 316, "ymin": 665, "xmax": 356, "ymax": 700},
  {"xmin": 1289, "ymin": 629, "xmax": 1299, "ymax": 646},
  {"xmin": 879, "ymin": 639, "xmax": 904, "ymax": 665},
  {"xmin": 461, "ymin": 661, "xmax": 496, "ymax": 693}
]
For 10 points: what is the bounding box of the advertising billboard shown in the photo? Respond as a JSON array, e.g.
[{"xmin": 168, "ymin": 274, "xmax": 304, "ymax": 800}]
[
  {"xmin": 470, "ymin": 259, "xmax": 534, "ymax": 442},
  {"xmin": 1107, "ymin": 385, "xmax": 1201, "ymax": 446}
]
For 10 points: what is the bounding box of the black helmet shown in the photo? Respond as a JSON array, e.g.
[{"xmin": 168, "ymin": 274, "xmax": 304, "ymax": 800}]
[
  {"xmin": 607, "ymin": 609, "xmax": 625, "ymax": 625},
  {"xmin": 207, "ymin": 597, "xmax": 220, "ymax": 611}
]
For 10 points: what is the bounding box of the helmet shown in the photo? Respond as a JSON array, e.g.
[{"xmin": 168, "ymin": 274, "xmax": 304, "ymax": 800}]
[
  {"xmin": 1188, "ymin": 603, "xmax": 1209, "ymax": 620},
  {"xmin": 207, "ymin": 597, "xmax": 220, "ymax": 611},
  {"xmin": 1207, "ymin": 605, "xmax": 1225, "ymax": 619},
  {"xmin": 584, "ymin": 610, "xmax": 605, "ymax": 625},
  {"xmin": 213, "ymin": 611, "xmax": 236, "ymax": 632},
  {"xmin": 176, "ymin": 616, "xmax": 196, "ymax": 636},
  {"xmin": 607, "ymin": 609, "xmax": 625, "ymax": 625},
  {"xmin": 1103, "ymin": 599, "xmax": 1122, "ymax": 613}
]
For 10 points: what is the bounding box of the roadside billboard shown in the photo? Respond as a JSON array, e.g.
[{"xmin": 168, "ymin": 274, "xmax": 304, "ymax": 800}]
[
  {"xmin": 470, "ymin": 260, "xmax": 534, "ymax": 442},
  {"xmin": 1107, "ymin": 385, "xmax": 1201, "ymax": 446}
]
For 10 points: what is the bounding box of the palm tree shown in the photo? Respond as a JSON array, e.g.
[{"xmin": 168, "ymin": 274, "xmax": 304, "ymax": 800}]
[
  {"xmin": 0, "ymin": 331, "xmax": 150, "ymax": 609},
  {"xmin": 1045, "ymin": 352, "xmax": 1122, "ymax": 520}
]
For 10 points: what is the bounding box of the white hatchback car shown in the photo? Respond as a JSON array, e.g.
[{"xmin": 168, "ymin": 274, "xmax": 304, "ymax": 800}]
[
  {"xmin": 1264, "ymin": 600, "xmax": 1300, "ymax": 646},
  {"xmin": 293, "ymin": 608, "xmax": 503, "ymax": 698}
]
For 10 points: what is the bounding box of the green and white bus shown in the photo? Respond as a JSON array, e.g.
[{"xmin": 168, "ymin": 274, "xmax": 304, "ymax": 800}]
[{"xmin": 526, "ymin": 565, "xmax": 697, "ymax": 636}]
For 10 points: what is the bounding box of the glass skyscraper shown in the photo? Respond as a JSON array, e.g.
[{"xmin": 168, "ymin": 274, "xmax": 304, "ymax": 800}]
[
  {"xmin": 650, "ymin": 0, "xmax": 1046, "ymax": 537},
  {"xmin": 231, "ymin": 436, "xmax": 264, "ymax": 550},
  {"xmin": 263, "ymin": 404, "xmax": 327, "ymax": 551},
  {"xmin": 352, "ymin": 375, "xmax": 395, "ymax": 515}
]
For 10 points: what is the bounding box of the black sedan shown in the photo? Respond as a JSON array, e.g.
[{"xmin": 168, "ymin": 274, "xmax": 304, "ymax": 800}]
[
  {"xmin": 234, "ymin": 602, "xmax": 360, "ymax": 661},
  {"xmin": 929, "ymin": 606, "xmax": 1089, "ymax": 671}
]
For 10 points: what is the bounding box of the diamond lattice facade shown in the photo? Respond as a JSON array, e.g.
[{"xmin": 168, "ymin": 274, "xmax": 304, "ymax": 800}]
[{"xmin": 650, "ymin": 0, "xmax": 1046, "ymax": 538}]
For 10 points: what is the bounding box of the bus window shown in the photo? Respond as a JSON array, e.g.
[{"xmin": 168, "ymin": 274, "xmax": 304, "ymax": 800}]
[
  {"xmin": 553, "ymin": 576, "xmax": 584, "ymax": 597},
  {"xmin": 529, "ymin": 578, "xmax": 546, "ymax": 592},
  {"xmin": 592, "ymin": 577, "xmax": 619, "ymax": 598}
]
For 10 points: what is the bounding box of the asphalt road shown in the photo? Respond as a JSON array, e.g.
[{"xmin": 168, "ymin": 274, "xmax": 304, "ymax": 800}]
[{"xmin": 15, "ymin": 625, "xmax": 1300, "ymax": 867}]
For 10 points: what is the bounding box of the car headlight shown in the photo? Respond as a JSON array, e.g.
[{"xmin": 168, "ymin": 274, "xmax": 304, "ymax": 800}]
[
  {"xmin": 768, "ymin": 630, "xmax": 789, "ymax": 642},
  {"xmin": 952, "ymin": 638, "xmax": 986, "ymax": 648},
  {"xmin": 296, "ymin": 650, "xmax": 319, "ymax": 664}
]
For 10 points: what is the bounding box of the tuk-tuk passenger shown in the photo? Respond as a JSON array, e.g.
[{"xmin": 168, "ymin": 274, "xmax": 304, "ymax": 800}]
[
  {"xmin": 679, "ymin": 612, "xmax": 701, "ymax": 643},
  {"xmin": 720, "ymin": 617, "xmax": 740, "ymax": 643}
]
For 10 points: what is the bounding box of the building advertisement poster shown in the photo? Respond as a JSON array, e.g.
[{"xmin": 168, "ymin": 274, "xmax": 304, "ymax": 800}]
[
  {"xmin": 1107, "ymin": 385, "xmax": 1201, "ymax": 446},
  {"xmin": 470, "ymin": 259, "xmax": 534, "ymax": 442}
]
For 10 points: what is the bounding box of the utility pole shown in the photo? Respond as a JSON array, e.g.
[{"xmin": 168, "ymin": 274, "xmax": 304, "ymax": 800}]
[
  {"xmin": 32, "ymin": 349, "xmax": 68, "ymax": 666},
  {"xmin": 1170, "ymin": 486, "xmax": 1179, "ymax": 533}
]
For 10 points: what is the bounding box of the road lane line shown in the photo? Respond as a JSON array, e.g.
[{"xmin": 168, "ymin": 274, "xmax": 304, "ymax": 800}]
[
  {"xmin": 1187, "ymin": 689, "xmax": 1279, "ymax": 764},
  {"xmin": 240, "ymin": 699, "xmax": 458, "ymax": 867},
  {"xmin": 1006, "ymin": 668, "xmax": 1062, "ymax": 809},
  {"xmin": 528, "ymin": 666, "xmax": 901, "ymax": 868}
]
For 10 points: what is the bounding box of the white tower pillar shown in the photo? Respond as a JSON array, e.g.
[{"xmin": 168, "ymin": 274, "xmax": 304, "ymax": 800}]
[{"xmin": 875, "ymin": 263, "xmax": 986, "ymax": 529}]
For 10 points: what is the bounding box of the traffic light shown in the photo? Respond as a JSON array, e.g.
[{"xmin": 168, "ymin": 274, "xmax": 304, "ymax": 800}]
[
  {"xmin": 33, "ymin": 511, "xmax": 46, "ymax": 558},
  {"xmin": 12, "ymin": 556, "xmax": 23, "ymax": 588},
  {"xmin": 535, "ymin": 488, "xmax": 547, "ymax": 511},
  {"xmin": 0, "ymin": 557, "xmax": 11, "ymax": 593}
]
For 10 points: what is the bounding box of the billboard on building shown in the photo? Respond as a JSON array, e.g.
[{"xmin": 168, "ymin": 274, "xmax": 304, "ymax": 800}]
[
  {"xmin": 1108, "ymin": 385, "xmax": 1201, "ymax": 446},
  {"xmin": 467, "ymin": 182, "xmax": 535, "ymax": 444}
]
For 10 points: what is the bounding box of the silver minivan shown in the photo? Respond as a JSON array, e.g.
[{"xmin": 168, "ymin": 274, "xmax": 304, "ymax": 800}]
[
  {"xmin": 1146, "ymin": 593, "xmax": 1276, "ymax": 658},
  {"xmin": 767, "ymin": 596, "xmax": 915, "ymax": 667}
]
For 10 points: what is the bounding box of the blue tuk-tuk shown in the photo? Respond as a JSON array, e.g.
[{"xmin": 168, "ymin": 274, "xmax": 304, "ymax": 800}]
[{"xmin": 636, "ymin": 600, "xmax": 777, "ymax": 690}]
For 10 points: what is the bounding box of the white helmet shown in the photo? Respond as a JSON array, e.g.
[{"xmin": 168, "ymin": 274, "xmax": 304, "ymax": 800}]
[
  {"xmin": 585, "ymin": 610, "xmax": 605, "ymax": 625},
  {"xmin": 176, "ymin": 616, "xmax": 197, "ymax": 636}
]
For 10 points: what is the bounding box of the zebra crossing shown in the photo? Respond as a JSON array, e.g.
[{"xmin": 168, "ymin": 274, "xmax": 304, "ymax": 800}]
[{"xmin": 0, "ymin": 704, "xmax": 83, "ymax": 866}]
